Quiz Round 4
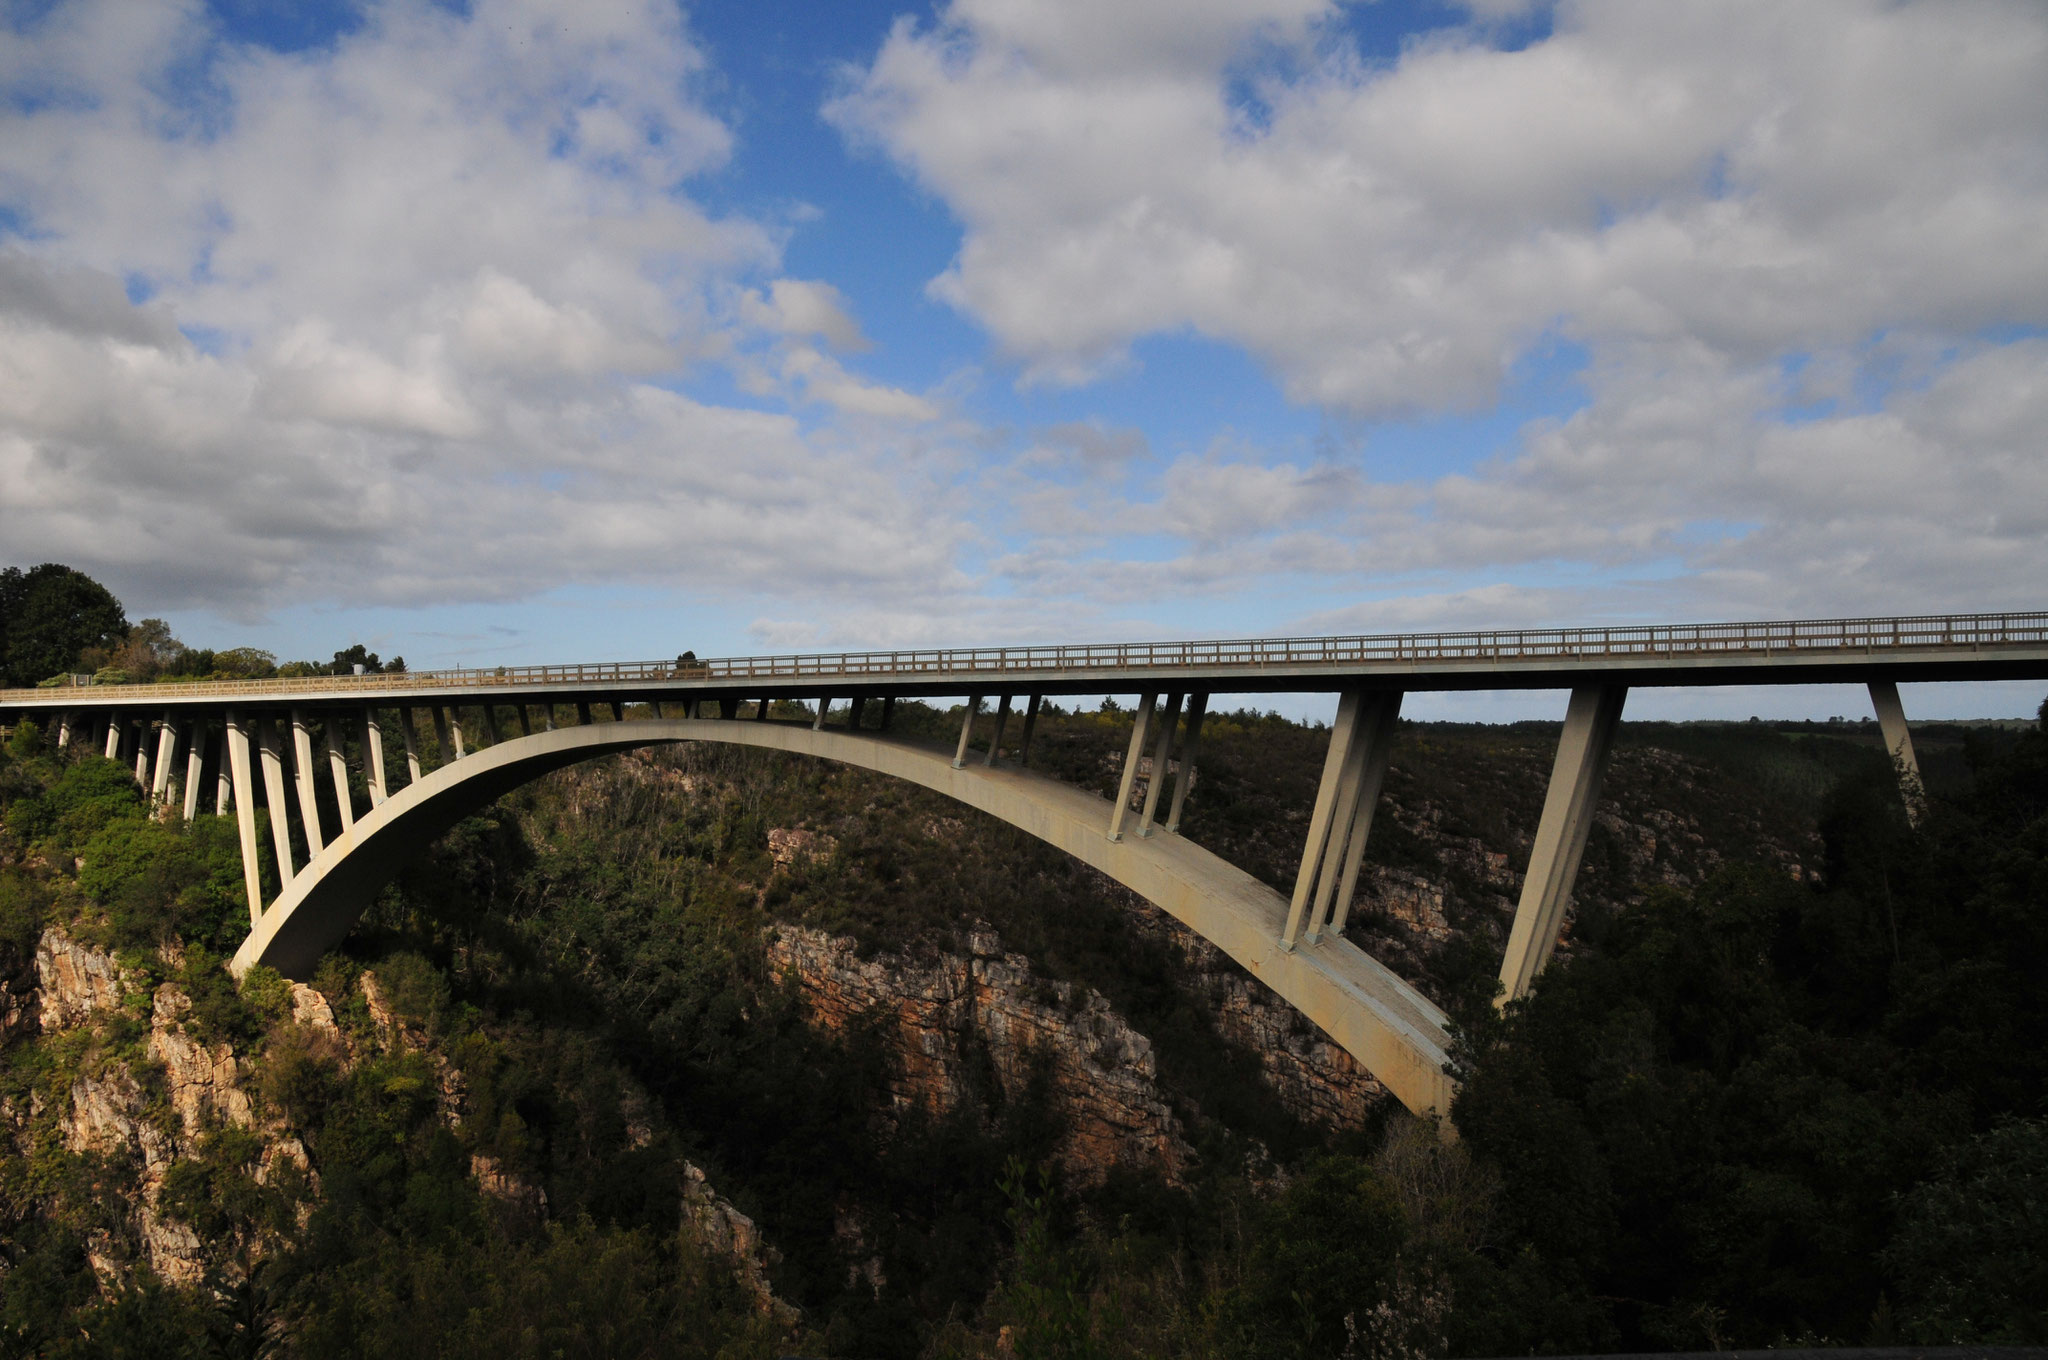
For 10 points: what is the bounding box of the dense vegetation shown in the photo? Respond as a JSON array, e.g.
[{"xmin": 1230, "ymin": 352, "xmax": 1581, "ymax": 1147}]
[{"xmin": 0, "ymin": 565, "xmax": 2044, "ymax": 1355}]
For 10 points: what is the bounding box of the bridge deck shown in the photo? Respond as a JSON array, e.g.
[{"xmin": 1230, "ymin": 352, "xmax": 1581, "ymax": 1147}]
[{"xmin": 4, "ymin": 609, "xmax": 2045, "ymax": 713}]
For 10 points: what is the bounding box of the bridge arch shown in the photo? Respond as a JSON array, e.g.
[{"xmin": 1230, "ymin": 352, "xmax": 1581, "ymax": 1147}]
[{"xmin": 228, "ymin": 719, "xmax": 1455, "ymax": 1118}]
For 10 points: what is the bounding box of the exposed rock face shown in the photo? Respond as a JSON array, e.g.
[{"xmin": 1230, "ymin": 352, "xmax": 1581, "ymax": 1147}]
[
  {"xmin": 10, "ymin": 932, "xmax": 799, "ymax": 1319},
  {"xmin": 767, "ymin": 826, "xmax": 837, "ymax": 870},
  {"xmin": 27, "ymin": 927, "xmax": 312, "ymax": 1287},
  {"xmin": 767, "ymin": 924, "xmax": 1193, "ymax": 1183},
  {"xmin": 682, "ymin": 1162, "xmax": 801, "ymax": 1326},
  {"xmin": 36, "ymin": 929, "xmax": 124, "ymax": 1030},
  {"xmin": 1121, "ymin": 898, "xmax": 1389, "ymax": 1130}
]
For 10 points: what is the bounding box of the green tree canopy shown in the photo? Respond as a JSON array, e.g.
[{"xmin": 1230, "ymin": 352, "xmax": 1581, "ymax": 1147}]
[{"xmin": 0, "ymin": 563, "xmax": 128, "ymax": 687}]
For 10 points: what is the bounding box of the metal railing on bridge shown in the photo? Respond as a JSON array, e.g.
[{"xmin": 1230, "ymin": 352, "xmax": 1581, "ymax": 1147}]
[{"xmin": 5, "ymin": 609, "xmax": 2045, "ymax": 703}]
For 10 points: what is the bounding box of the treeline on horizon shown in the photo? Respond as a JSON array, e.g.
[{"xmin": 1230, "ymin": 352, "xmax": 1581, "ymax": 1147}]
[
  {"xmin": 0, "ymin": 562, "xmax": 400, "ymax": 689},
  {"xmin": 0, "ymin": 566, "xmax": 2044, "ymax": 1357}
]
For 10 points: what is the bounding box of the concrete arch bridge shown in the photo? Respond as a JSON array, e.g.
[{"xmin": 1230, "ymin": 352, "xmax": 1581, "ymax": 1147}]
[{"xmin": 4, "ymin": 609, "xmax": 2044, "ymax": 1121}]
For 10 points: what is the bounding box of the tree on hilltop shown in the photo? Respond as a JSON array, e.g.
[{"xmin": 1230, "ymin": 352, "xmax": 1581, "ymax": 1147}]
[{"xmin": 0, "ymin": 564, "xmax": 129, "ymax": 687}]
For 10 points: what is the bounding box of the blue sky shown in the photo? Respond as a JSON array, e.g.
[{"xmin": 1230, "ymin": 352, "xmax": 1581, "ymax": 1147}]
[{"xmin": 2, "ymin": 0, "xmax": 2045, "ymax": 721}]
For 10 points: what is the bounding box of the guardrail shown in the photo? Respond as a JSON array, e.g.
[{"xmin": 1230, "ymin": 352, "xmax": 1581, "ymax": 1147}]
[{"xmin": 3, "ymin": 610, "xmax": 2044, "ymax": 704}]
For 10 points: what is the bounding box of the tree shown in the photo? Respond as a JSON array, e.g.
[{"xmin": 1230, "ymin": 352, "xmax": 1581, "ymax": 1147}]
[
  {"xmin": 0, "ymin": 564, "xmax": 129, "ymax": 687},
  {"xmin": 110, "ymin": 617, "xmax": 184, "ymax": 682}
]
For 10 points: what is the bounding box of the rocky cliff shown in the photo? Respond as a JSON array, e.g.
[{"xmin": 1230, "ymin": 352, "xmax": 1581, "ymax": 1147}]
[
  {"xmin": 766, "ymin": 922, "xmax": 1194, "ymax": 1184},
  {"xmin": 5, "ymin": 926, "xmax": 795, "ymax": 1323}
]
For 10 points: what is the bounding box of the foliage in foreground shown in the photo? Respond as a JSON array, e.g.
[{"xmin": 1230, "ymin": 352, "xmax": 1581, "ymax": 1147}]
[{"xmin": 0, "ymin": 688, "xmax": 2045, "ymax": 1355}]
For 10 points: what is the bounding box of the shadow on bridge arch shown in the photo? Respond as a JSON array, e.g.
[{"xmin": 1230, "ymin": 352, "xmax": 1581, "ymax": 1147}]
[{"xmin": 228, "ymin": 719, "xmax": 1455, "ymax": 1117}]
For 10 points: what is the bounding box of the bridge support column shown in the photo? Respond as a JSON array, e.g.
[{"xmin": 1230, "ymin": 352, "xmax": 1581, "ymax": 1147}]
[
  {"xmin": 1166, "ymin": 693, "xmax": 1209, "ymax": 835},
  {"xmin": 1108, "ymin": 694, "xmax": 1159, "ymax": 842},
  {"xmin": 152, "ymin": 711, "xmax": 178, "ymax": 801},
  {"xmin": 257, "ymin": 717, "xmax": 297, "ymax": 886},
  {"xmin": 814, "ymin": 696, "xmax": 831, "ymax": 732},
  {"xmin": 953, "ymin": 695, "xmax": 983, "ymax": 769},
  {"xmin": 215, "ymin": 726, "xmax": 232, "ymax": 814},
  {"xmin": 56, "ymin": 711, "xmax": 73, "ymax": 748},
  {"xmin": 101, "ymin": 714, "xmax": 118, "ymax": 760},
  {"xmin": 363, "ymin": 709, "xmax": 388, "ymax": 805},
  {"xmin": 400, "ymin": 707, "xmax": 422, "ymax": 784},
  {"xmin": 755, "ymin": 697, "xmax": 771, "ymax": 721},
  {"xmin": 721, "ymin": 697, "xmax": 740, "ymax": 721},
  {"xmin": 483, "ymin": 705, "xmax": 502, "ymax": 746},
  {"xmin": 1284, "ymin": 692, "xmax": 1365, "ymax": 950},
  {"xmin": 881, "ymin": 696, "xmax": 894, "ymax": 731},
  {"xmin": 134, "ymin": 722, "xmax": 151, "ymax": 785},
  {"xmin": 1313, "ymin": 693, "xmax": 1402, "ymax": 943},
  {"xmin": 290, "ymin": 710, "xmax": 326, "ymax": 856},
  {"xmin": 225, "ymin": 713, "xmax": 263, "ymax": 925},
  {"xmin": 515, "ymin": 706, "xmax": 532, "ymax": 738},
  {"xmin": 1137, "ymin": 693, "xmax": 1183, "ymax": 836},
  {"xmin": 431, "ymin": 708, "xmax": 452, "ymax": 763},
  {"xmin": 1018, "ymin": 695, "xmax": 1042, "ymax": 767},
  {"xmin": 1868, "ymin": 681, "xmax": 1925, "ymax": 826},
  {"xmin": 577, "ymin": 702, "xmax": 593, "ymax": 727},
  {"xmin": 182, "ymin": 722, "xmax": 204, "ymax": 821},
  {"xmin": 324, "ymin": 722, "xmax": 354, "ymax": 834},
  {"xmin": 984, "ymin": 694, "xmax": 1012, "ymax": 767},
  {"xmin": 1498, "ymin": 684, "xmax": 1627, "ymax": 1005},
  {"xmin": 609, "ymin": 701, "xmax": 625, "ymax": 722},
  {"xmin": 847, "ymin": 696, "xmax": 866, "ymax": 731}
]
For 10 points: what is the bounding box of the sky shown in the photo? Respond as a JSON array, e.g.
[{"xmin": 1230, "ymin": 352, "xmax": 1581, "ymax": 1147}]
[{"xmin": 1, "ymin": 0, "xmax": 2045, "ymax": 722}]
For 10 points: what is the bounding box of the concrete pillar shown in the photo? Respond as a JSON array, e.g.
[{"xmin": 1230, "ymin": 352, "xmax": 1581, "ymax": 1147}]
[
  {"xmin": 290, "ymin": 709, "xmax": 326, "ymax": 856},
  {"xmin": 813, "ymin": 696, "xmax": 831, "ymax": 731},
  {"xmin": 400, "ymin": 707, "xmax": 423, "ymax": 784},
  {"xmin": 1326, "ymin": 693, "xmax": 1403, "ymax": 938},
  {"xmin": 362, "ymin": 708, "xmax": 388, "ymax": 806},
  {"xmin": 324, "ymin": 721, "xmax": 354, "ymax": 834},
  {"xmin": 1136, "ymin": 693, "xmax": 1183, "ymax": 835},
  {"xmin": 646, "ymin": 700, "xmax": 663, "ymax": 721},
  {"xmin": 983, "ymin": 694, "xmax": 1012, "ymax": 767},
  {"xmin": 1107, "ymin": 694, "xmax": 1159, "ymax": 843},
  {"xmin": 56, "ymin": 710, "xmax": 73, "ymax": 748},
  {"xmin": 1017, "ymin": 695, "xmax": 1042, "ymax": 768},
  {"xmin": 215, "ymin": 726, "xmax": 232, "ymax": 814},
  {"xmin": 754, "ymin": 697, "xmax": 770, "ymax": 721},
  {"xmin": 847, "ymin": 696, "xmax": 866, "ymax": 731},
  {"xmin": 104, "ymin": 714, "xmax": 121, "ymax": 759},
  {"xmin": 881, "ymin": 696, "xmax": 895, "ymax": 731},
  {"xmin": 952, "ymin": 694, "xmax": 983, "ymax": 769},
  {"xmin": 483, "ymin": 705, "xmax": 502, "ymax": 746},
  {"xmin": 577, "ymin": 701, "xmax": 593, "ymax": 727},
  {"xmin": 1498, "ymin": 684, "xmax": 1628, "ymax": 1005},
  {"xmin": 134, "ymin": 721, "xmax": 151, "ymax": 784},
  {"xmin": 610, "ymin": 701, "xmax": 625, "ymax": 723},
  {"xmin": 225, "ymin": 713, "xmax": 264, "ymax": 924},
  {"xmin": 181, "ymin": 722, "xmax": 204, "ymax": 821},
  {"xmin": 1869, "ymin": 680, "xmax": 1925, "ymax": 826},
  {"xmin": 1165, "ymin": 694, "xmax": 1208, "ymax": 834},
  {"xmin": 1283, "ymin": 693, "xmax": 1364, "ymax": 951},
  {"xmin": 515, "ymin": 705, "xmax": 532, "ymax": 738},
  {"xmin": 257, "ymin": 717, "xmax": 297, "ymax": 886},
  {"xmin": 152, "ymin": 712, "xmax": 178, "ymax": 801}
]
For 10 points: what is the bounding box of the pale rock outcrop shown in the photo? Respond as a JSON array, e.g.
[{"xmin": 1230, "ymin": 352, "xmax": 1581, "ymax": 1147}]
[
  {"xmin": 1122, "ymin": 898, "xmax": 1390, "ymax": 1131},
  {"xmin": 37, "ymin": 930, "xmax": 125, "ymax": 1030},
  {"xmin": 682, "ymin": 1162, "xmax": 799, "ymax": 1326},
  {"xmin": 767, "ymin": 924, "xmax": 1192, "ymax": 1183},
  {"xmin": 34, "ymin": 927, "xmax": 313, "ymax": 1287},
  {"xmin": 767, "ymin": 827, "xmax": 837, "ymax": 870}
]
